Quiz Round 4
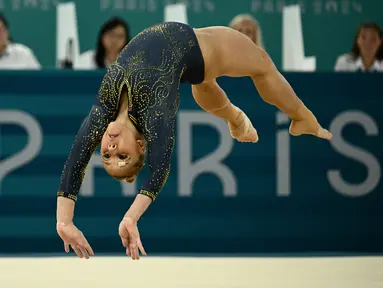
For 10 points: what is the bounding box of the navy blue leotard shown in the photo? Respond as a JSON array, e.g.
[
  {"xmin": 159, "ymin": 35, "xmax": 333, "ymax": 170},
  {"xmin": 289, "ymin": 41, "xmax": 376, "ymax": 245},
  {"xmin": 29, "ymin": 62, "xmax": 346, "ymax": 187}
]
[{"xmin": 57, "ymin": 22, "xmax": 205, "ymax": 202}]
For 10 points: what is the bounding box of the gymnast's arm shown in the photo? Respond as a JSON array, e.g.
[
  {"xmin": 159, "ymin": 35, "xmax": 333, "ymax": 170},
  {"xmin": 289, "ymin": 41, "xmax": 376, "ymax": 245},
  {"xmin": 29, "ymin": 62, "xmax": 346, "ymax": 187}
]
[
  {"xmin": 124, "ymin": 118, "xmax": 175, "ymax": 221},
  {"xmin": 56, "ymin": 68, "xmax": 122, "ymax": 223},
  {"xmin": 56, "ymin": 103, "xmax": 113, "ymax": 222}
]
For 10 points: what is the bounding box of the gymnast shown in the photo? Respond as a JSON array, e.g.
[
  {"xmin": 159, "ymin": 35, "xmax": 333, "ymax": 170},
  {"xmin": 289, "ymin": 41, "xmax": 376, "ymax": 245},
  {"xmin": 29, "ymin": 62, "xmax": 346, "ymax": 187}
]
[{"xmin": 56, "ymin": 22, "xmax": 332, "ymax": 260}]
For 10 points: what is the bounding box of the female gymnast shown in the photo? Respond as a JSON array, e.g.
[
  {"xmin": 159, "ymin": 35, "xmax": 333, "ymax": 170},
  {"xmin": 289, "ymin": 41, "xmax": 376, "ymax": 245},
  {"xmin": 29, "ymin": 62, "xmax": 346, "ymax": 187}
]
[{"xmin": 56, "ymin": 22, "xmax": 332, "ymax": 260}]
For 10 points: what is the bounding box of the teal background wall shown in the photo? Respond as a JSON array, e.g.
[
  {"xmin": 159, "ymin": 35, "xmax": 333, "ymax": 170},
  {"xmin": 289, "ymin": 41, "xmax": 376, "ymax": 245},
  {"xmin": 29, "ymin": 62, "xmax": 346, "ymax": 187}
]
[
  {"xmin": 0, "ymin": 71, "xmax": 382, "ymax": 254},
  {"xmin": 1, "ymin": 0, "xmax": 383, "ymax": 71}
]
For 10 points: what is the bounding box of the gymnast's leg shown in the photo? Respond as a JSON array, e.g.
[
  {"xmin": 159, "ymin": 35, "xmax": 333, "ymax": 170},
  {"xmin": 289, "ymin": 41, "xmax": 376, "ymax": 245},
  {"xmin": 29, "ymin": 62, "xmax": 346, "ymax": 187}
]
[
  {"xmin": 194, "ymin": 26, "xmax": 332, "ymax": 141},
  {"xmin": 192, "ymin": 80, "xmax": 259, "ymax": 143}
]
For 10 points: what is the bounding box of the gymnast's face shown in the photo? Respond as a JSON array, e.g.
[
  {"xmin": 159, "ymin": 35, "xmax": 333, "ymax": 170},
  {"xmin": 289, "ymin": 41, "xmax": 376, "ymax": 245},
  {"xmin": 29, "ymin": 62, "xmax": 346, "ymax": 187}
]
[{"xmin": 101, "ymin": 121, "xmax": 145, "ymax": 183}]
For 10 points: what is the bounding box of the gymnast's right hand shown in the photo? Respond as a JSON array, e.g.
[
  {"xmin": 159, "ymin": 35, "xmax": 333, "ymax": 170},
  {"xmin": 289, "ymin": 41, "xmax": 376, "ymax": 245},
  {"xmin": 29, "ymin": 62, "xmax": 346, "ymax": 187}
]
[
  {"xmin": 56, "ymin": 222, "xmax": 94, "ymax": 259},
  {"xmin": 56, "ymin": 197, "xmax": 94, "ymax": 259}
]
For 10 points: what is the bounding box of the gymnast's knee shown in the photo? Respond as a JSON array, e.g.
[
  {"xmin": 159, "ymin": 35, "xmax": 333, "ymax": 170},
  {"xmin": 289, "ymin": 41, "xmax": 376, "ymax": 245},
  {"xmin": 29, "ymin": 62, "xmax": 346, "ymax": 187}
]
[{"xmin": 192, "ymin": 80, "xmax": 216, "ymax": 93}]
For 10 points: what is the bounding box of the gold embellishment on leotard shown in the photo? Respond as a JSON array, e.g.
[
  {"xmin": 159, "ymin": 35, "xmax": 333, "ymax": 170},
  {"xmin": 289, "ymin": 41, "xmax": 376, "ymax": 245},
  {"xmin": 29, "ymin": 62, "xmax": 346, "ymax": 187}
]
[
  {"xmin": 126, "ymin": 81, "xmax": 133, "ymax": 111},
  {"xmin": 128, "ymin": 50, "xmax": 146, "ymax": 65},
  {"xmin": 67, "ymin": 194, "xmax": 78, "ymax": 201},
  {"xmin": 162, "ymin": 27, "xmax": 183, "ymax": 62},
  {"xmin": 129, "ymin": 114, "xmax": 138, "ymax": 125},
  {"xmin": 139, "ymin": 189, "xmax": 157, "ymax": 201},
  {"xmin": 179, "ymin": 66, "xmax": 186, "ymax": 86},
  {"xmin": 124, "ymin": 50, "xmax": 177, "ymax": 132},
  {"xmin": 188, "ymin": 39, "xmax": 195, "ymax": 47},
  {"xmin": 99, "ymin": 63, "xmax": 126, "ymax": 114},
  {"xmin": 57, "ymin": 191, "xmax": 78, "ymax": 201}
]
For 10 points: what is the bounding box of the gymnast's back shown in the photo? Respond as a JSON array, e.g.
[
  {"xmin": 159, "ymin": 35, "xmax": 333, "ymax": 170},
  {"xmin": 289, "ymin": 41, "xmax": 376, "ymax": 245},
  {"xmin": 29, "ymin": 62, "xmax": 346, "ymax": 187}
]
[{"xmin": 118, "ymin": 22, "xmax": 205, "ymax": 84}]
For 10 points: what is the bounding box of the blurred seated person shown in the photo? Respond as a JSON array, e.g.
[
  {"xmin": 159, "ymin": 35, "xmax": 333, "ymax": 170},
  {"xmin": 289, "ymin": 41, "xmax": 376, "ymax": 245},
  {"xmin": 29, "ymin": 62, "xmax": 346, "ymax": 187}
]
[
  {"xmin": 335, "ymin": 23, "xmax": 382, "ymax": 72},
  {"xmin": 0, "ymin": 13, "xmax": 41, "ymax": 70},
  {"xmin": 76, "ymin": 17, "xmax": 130, "ymax": 70},
  {"xmin": 229, "ymin": 14, "xmax": 264, "ymax": 49}
]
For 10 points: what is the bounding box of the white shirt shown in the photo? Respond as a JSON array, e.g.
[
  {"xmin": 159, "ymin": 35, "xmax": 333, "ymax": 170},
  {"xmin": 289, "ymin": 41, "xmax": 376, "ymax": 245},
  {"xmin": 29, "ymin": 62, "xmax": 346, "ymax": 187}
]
[
  {"xmin": 75, "ymin": 50, "xmax": 110, "ymax": 70},
  {"xmin": 0, "ymin": 43, "xmax": 41, "ymax": 70},
  {"xmin": 75, "ymin": 50, "xmax": 98, "ymax": 70},
  {"xmin": 335, "ymin": 53, "xmax": 383, "ymax": 72}
]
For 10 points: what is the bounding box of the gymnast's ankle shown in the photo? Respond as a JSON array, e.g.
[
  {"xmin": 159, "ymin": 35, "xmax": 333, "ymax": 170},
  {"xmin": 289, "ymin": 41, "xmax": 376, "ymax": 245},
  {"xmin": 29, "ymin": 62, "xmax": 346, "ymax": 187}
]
[
  {"xmin": 289, "ymin": 102, "xmax": 308, "ymax": 121},
  {"xmin": 227, "ymin": 105, "xmax": 243, "ymax": 127}
]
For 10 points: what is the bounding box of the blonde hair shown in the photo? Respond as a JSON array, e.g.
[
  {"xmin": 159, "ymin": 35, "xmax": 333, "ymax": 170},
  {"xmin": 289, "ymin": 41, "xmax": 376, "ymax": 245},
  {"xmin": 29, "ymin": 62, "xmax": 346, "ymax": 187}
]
[{"xmin": 229, "ymin": 14, "xmax": 264, "ymax": 49}]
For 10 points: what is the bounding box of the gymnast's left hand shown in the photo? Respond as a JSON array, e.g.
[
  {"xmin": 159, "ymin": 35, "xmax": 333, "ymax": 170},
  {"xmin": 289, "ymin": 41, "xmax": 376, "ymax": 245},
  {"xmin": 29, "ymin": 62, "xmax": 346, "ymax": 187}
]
[{"xmin": 119, "ymin": 216, "xmax": 147, "ymax": 260}]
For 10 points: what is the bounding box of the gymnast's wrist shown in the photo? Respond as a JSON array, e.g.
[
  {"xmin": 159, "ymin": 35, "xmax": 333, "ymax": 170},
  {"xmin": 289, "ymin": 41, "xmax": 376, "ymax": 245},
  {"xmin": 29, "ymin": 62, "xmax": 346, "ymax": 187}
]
[
  {"xmin": 56, "ymin": 197, "xmax": 75, "ymax": 225},
  {"xmin": 125, "ymin": 194, "xmax": 152, "ymax": 221}
]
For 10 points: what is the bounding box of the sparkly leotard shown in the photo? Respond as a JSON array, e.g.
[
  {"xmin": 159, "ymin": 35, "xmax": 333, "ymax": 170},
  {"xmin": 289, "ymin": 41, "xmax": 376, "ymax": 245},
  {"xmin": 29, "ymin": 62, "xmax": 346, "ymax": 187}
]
[{"xmin": 57, "ymin": 22, "xmax": 205, "ymax": 202}]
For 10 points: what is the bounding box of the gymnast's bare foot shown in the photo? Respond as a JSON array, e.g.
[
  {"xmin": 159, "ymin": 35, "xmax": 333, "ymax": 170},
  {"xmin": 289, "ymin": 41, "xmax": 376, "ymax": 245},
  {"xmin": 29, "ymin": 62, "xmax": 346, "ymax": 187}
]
[
  {"xmin": 228, "ymin": 107, "xmax": 259, "ymax": 143},
  {"xmin": 289, "ymin": 105, "xmax": 332, "ymax": 140}
]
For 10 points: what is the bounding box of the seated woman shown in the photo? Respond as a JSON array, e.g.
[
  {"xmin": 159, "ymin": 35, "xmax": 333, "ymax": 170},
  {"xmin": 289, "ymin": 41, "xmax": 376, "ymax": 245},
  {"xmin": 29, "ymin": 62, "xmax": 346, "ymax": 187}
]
[
  {"xmin": 56, "ymin": 22, "xmax": 332, "ymax": 261},
  {"xmin": 335, "ymin": 23, "xmax": 382, "ymax": 72},
  {"xmin": 76, "ymin": 17, "xmax": 130, "ymax": 70},
  {"xmin": 0, "ymin": 13, "xmax": 41, "ymax": 70},
  {"xmin": 229, "ymin": 14, "xmax": 265, "ymax": 49}
]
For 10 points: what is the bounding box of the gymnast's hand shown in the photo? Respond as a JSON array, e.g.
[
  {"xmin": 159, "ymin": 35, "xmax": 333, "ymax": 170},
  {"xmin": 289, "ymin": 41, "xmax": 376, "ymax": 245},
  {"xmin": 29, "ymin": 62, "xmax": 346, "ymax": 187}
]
[
  {"xmin": 119, "ymin": 216, "xmax": 147, "ymax": 260},
  {"xmin": 56, "ymin": 222, "xmax": 94, "ymax": 259}
]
